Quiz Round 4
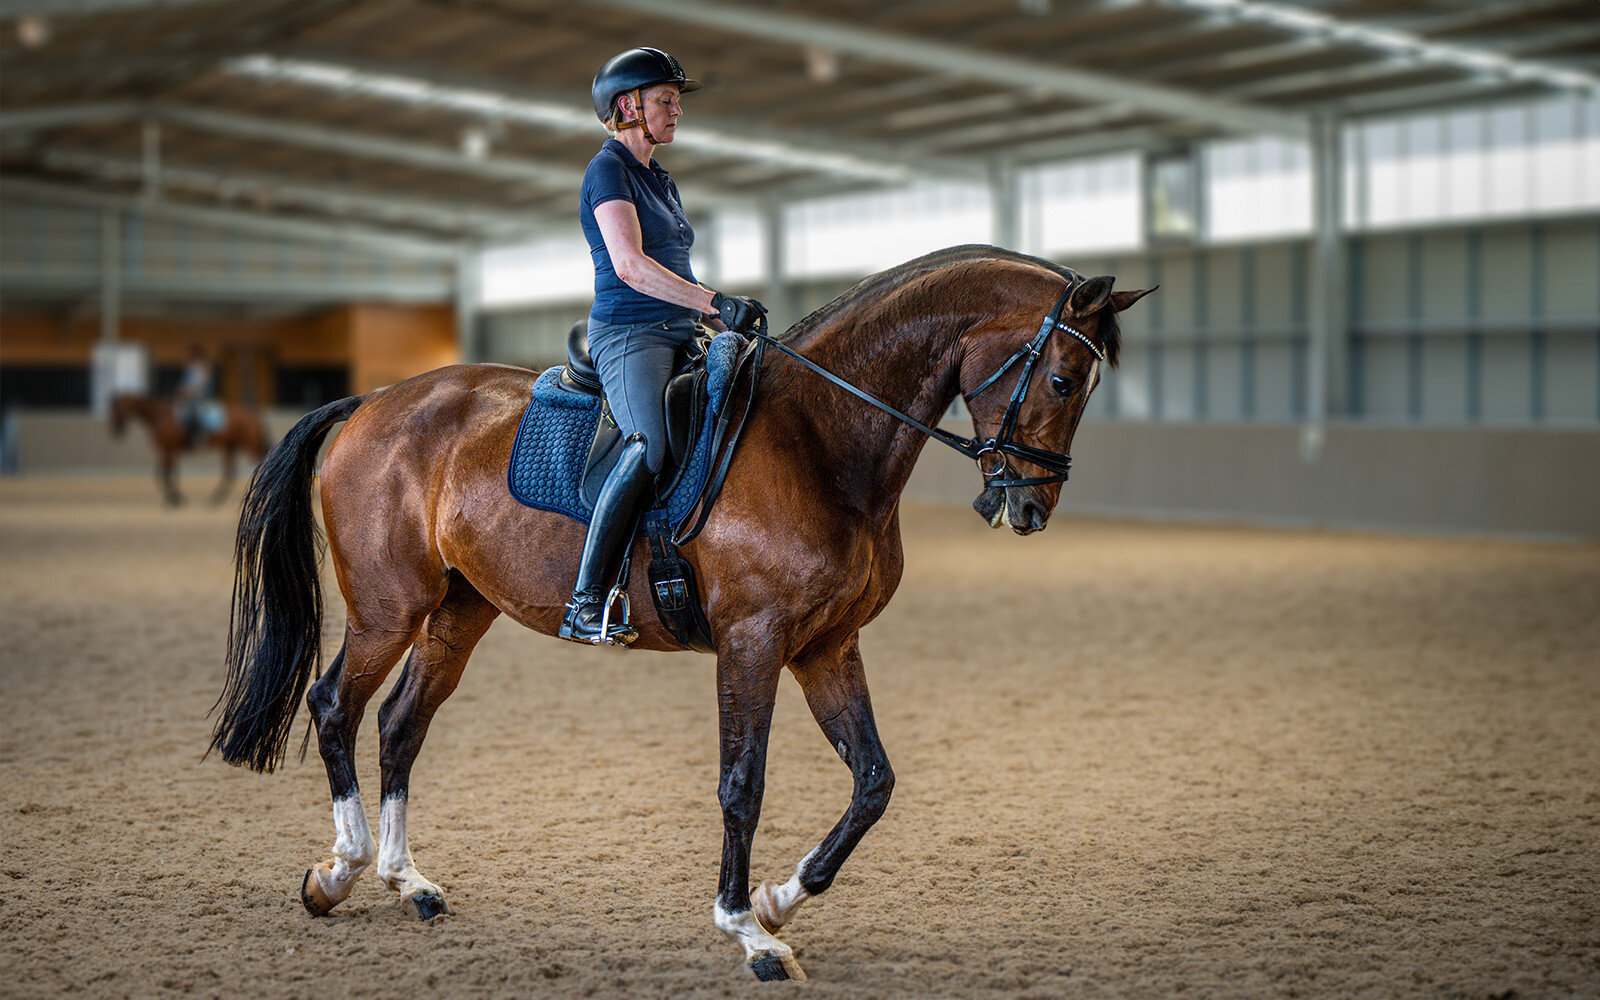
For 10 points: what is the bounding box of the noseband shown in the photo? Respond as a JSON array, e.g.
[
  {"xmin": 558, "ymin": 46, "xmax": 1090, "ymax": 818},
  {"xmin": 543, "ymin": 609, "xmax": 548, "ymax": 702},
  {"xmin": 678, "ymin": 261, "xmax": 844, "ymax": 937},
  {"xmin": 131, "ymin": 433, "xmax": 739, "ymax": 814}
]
[{"xmin": 747, "ymin": 276, "xmax": 1103, "ymax": 490}]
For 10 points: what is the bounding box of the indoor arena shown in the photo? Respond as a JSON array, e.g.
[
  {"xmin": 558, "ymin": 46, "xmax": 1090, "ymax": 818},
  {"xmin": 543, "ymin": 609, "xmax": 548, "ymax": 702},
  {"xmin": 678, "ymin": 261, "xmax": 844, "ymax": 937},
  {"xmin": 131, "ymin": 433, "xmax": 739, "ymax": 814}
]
[{"xmin": 3, "ymin": 3, "xmax": 1598, "ymax": 999}]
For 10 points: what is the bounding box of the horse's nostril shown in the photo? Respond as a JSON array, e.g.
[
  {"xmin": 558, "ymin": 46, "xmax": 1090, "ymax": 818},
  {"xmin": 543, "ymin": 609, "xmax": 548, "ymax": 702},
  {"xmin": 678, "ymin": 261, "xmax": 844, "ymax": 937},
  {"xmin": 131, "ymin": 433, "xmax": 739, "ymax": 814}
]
[{"xmin": 1024, "ymin": 502, "xmax": 1047, "ymax": 532}]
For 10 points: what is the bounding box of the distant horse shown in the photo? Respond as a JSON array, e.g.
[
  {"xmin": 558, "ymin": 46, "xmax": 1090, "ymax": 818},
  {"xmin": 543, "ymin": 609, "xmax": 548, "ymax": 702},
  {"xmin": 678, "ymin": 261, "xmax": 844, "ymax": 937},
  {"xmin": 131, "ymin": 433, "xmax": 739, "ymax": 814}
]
[
  {"xmin": 110, "ymin": 394, "xmax": 269, "ymax": 506},
  {"xmin": 209, "ymin": 245, "xmax": 1153, "ymax": 982}
]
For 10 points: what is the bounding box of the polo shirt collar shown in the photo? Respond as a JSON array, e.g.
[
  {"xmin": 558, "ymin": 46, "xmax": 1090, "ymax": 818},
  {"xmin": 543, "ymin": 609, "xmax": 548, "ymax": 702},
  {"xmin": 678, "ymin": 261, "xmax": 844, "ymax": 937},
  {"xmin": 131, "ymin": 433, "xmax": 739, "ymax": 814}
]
[{"xmin": 604, "ymin": 138, "xmax": 664, "ymax": 174}]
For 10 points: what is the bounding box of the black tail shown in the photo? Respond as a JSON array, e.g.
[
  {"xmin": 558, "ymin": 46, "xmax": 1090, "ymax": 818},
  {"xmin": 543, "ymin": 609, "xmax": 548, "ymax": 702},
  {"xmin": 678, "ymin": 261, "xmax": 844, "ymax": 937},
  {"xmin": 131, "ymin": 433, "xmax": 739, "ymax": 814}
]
[{"xmin": 208, "ymin": 396, "xmax": 364, "ymax": 772}]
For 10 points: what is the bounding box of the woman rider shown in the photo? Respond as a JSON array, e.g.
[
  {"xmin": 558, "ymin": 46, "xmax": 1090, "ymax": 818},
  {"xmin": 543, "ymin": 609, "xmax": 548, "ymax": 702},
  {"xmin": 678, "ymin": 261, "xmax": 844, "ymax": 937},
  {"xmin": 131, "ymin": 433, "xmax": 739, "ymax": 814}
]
[{"xmin": 561, "ymin": 46, "xmax": 767, "ymax": 646}]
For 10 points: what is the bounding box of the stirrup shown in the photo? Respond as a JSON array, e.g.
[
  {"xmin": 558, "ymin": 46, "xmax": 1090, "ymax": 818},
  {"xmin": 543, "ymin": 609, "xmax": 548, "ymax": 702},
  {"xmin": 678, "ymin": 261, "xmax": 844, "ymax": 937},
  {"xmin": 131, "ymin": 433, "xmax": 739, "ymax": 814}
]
[
  {"xmin": 558, "ymin": 587, "xmax": 638, "ymax": 647},
  {"xmin": 598, "ymin": 582, "xmax": 634, "ymax": 646}
]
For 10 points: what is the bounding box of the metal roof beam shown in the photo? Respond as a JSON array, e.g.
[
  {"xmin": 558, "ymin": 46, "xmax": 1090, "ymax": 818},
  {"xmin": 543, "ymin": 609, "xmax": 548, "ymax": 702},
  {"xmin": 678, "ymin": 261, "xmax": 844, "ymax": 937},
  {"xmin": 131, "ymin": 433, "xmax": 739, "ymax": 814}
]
[
  {"xmin": 908, "ymin": 103, "xmax": 1142, "ymax": 156},
  {"xmin": 157, "ymin": 103, "xmax": 586, "ymax": 190},
  {"xmin": 1331, "ymin": 77, "xmax": 1546, "ymax": 118},
  {"xmin": 1003, "ymin": 124, "xmax": 1199, "ymax": 166},
  {"xmin": 0, "ymin": 0, "xmax": 222, "ymax": 16},
  {"xmin": 40, "ymin": 149, "xmax": 551, "ymax": 239},
  {"xmin": 0, "ymin": 101, "xmax": 138, "ymax": 131},
  {"xmin": 231, "ymin": 51, "xmax": 974, "ymax": 185},
  {"xmin": 0, "ymin": 269, "xmax": 452, "ymax": 306},
  {"xmin": 3, "ymin": 101, "xmax": 751, "ymax": 210},
  {"xmin": 1155, "ymin": 0, "xmax": 1600, "ymax": 97},
  {"xmin": 590, "ymin": 0, "xmax": 1309, "ymax": 138},
  {"xmin": 1362, "ymin": 0, "xmax": 1582, "ymax": 37},
  {"xmin": 2, "ymin": 176, "xmax": 462, "ymax": 259}
]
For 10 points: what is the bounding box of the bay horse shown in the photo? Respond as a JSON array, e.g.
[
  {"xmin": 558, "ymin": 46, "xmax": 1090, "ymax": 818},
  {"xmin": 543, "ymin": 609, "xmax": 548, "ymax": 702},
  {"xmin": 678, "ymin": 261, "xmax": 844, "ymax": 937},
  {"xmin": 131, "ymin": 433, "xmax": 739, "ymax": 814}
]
[
  {"xmin": 209, "ymin": 245, "xmax": 1152, "ymax": 982},
  {"xmin": 110, "ymin": 393, "xmax": 269, "ymax": 505}
]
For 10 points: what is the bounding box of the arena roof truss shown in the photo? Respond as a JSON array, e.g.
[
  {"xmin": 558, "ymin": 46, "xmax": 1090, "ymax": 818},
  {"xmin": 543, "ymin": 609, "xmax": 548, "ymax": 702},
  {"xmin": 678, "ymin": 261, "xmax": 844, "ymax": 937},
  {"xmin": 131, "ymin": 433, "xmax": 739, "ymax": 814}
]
[{"xmin": 1, "ymin": 0, "xmax": 1596, "ymax": 290}]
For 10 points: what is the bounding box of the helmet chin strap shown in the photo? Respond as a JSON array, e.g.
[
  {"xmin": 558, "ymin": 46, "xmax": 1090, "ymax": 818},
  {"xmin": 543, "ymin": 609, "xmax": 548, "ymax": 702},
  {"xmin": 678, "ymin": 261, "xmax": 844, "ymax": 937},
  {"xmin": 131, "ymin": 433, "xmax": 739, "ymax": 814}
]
[{"xmin": 614, "ymin": 88, "xmax": 659, "ymax": 145}]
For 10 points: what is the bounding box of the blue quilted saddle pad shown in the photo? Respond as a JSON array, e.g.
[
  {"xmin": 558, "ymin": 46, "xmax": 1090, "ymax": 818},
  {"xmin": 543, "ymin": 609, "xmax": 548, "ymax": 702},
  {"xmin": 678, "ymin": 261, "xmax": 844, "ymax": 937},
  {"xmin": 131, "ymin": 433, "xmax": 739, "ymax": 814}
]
[{"xmin": 506, "ymin": 331, "xmax": 744, "ymax": 530}]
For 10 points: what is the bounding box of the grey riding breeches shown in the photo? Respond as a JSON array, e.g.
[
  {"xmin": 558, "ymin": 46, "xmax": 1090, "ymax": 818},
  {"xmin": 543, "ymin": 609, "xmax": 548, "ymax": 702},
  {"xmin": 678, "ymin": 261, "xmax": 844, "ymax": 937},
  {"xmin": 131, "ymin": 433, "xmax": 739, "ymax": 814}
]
[{"xmin": 587, "ymin": 316, "xmax": 698, "ymax": 474}]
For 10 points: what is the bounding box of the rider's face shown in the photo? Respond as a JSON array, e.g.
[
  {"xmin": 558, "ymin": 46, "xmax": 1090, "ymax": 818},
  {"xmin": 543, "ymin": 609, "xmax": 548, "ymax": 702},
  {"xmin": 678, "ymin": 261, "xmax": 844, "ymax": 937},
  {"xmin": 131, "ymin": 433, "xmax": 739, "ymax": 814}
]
[{"xmin": 638, "ymin": 83, "xmax": 682, "ymax": 143}]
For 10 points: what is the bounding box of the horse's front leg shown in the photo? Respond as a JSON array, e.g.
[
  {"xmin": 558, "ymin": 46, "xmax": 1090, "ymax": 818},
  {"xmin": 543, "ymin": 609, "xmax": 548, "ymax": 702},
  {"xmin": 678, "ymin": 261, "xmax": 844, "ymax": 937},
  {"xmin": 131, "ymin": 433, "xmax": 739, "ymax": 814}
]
[
  {"xmin": 712, "ymin": 630, "xmax": 806, "ymax": 982},
  {"xmin": 158, "ymin": 453, "xmax": 181, "ymax": 506},
  {"xmin": 210, "ymin": 444, "xmax": 235, "ymax": 505},
  {"xmin": 752, "ymin": 633, "xmax": 894, "ymax": 937}
]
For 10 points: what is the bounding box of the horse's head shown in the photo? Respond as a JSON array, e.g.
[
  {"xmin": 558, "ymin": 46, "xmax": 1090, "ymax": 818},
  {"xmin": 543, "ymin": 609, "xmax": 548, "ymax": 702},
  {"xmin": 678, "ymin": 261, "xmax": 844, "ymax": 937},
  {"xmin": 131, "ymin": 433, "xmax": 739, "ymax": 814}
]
[{"xmin": 963, "ymin": 272, "xmax": 1154, "ymax": 534}]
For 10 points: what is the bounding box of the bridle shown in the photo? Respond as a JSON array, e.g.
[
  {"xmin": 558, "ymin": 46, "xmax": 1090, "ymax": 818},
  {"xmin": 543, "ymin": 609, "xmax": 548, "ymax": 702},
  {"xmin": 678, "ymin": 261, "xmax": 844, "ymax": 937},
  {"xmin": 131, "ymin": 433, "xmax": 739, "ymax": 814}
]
[{"xmin": 747, "ymin": 276, "xmax": 1105, "ymax": 491}]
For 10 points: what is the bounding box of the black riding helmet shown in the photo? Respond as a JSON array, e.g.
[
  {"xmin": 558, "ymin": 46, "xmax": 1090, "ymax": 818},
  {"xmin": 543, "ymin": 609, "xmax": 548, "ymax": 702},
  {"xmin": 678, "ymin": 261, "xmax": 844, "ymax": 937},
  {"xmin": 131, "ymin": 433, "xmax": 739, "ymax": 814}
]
[{"xmin": 591, "ymin": 47, "xmax": 702, "ymax": 122}]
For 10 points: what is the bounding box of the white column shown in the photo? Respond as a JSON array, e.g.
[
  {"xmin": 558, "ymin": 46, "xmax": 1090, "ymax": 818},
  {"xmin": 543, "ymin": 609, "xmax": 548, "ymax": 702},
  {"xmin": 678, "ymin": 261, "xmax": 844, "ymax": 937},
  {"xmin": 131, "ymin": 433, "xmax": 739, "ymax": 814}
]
[
  {"xmin": 1302, "ymin": 112, "xmax": 1346, "ymax": 464},
  {"xmin": 141, "ymin": 119, "xmax": 161, "ymax": 200},
  {"xmin": 455, "ymin": 247, "xmax": 481, "ymax": 362},
  {"xmin": 100, "ymin": 211, "xmax": 120, "ymax": 345},
  {"xmin": 763, "ymin": 201, "xmax": 787, "ymax": 330},
  {"xmin": 990, "ymin": 160, "xmax": 1021, "ymax": 252}
]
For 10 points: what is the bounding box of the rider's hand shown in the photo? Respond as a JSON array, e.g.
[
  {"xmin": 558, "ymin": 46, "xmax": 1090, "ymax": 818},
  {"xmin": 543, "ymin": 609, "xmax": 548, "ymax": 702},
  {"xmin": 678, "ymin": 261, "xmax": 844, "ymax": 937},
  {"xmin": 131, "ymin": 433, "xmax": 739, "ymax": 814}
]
[{"xmin": 710, "ymin": 292, "xmax": 768, "ymax": 334}]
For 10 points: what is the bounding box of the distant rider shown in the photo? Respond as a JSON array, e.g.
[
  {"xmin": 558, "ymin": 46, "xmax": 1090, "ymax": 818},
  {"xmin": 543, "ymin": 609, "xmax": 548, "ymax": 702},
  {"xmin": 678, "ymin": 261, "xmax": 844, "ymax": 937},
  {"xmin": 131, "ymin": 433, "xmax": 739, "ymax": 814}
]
[{"xmin": 175, "ymin": 345, "xmax": 215, "ymax": 446}]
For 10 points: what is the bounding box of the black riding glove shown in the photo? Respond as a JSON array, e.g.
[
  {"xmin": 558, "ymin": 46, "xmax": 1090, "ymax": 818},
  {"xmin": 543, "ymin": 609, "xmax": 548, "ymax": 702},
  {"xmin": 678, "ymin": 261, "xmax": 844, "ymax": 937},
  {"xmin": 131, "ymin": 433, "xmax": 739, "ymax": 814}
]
[{"xmin": 710, "ymin": 292, "xmax": 768, "ymax": 333}]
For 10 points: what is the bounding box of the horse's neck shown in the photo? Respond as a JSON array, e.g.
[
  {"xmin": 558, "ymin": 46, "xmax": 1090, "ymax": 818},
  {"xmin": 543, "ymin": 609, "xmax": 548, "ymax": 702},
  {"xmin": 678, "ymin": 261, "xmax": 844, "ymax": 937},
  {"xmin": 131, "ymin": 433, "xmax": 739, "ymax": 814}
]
[
  {"xmin": 773, "ymin": 277, "xmax": 979, "ymax": 513},
  {"xmin": 134, "ymin": 398, "xmax": 169, "ymax": 424}
]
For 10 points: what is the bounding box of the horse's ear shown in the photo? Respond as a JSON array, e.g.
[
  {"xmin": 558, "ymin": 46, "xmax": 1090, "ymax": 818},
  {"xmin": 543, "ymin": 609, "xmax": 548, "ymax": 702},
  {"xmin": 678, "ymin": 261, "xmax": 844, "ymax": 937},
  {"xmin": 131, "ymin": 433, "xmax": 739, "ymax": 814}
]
[
  {"xmin": 1069, "ymin": 275, "xmax": 1114, "ymax": 315},
  {"xmin": 1111, "ymin": 286, "xmax": 1157, "ymax": 313}
]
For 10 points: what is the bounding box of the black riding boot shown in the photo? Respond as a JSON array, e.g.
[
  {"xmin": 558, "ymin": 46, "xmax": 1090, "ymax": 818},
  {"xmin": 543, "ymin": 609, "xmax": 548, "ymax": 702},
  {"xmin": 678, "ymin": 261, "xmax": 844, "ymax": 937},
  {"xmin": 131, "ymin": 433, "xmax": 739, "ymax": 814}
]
[{"xmin": 558, "ymin": 434, "xmax": 653, "ymax": 645}]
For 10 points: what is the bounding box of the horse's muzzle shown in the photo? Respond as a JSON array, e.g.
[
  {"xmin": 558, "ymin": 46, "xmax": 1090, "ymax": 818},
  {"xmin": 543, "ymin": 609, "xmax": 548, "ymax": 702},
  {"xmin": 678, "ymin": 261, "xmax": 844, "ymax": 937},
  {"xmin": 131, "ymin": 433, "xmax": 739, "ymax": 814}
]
[{"xmin": 972, "ymin": 486, "xmax": 1049, "ymax": 534}]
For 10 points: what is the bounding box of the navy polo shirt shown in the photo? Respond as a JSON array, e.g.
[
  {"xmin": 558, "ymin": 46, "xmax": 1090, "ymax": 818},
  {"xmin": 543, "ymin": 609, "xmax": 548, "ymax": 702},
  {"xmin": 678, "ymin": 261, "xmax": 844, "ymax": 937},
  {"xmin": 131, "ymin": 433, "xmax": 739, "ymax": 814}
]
[{"xmin": 580, "ymin": 139, "xmax": 698, "ymax": 324}]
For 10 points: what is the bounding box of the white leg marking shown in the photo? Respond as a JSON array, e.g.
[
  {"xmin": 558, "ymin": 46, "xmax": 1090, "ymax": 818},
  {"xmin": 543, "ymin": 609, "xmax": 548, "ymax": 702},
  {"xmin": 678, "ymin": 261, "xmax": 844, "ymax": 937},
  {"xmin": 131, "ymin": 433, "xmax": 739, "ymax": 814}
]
[
  {"xmin": 376, "ymin": 795, "xmax": 444, "ymax": 903},
  {"xmin": 751, "ymin": 847, "xmax": 817, "ymax": 933},
  {"xmin": 310, "ymin": 795, "xmax": 375, "ymax": 905},
  {"xmin": 714, "ymin": 903, "xmax": 806, "ymax": 982}
]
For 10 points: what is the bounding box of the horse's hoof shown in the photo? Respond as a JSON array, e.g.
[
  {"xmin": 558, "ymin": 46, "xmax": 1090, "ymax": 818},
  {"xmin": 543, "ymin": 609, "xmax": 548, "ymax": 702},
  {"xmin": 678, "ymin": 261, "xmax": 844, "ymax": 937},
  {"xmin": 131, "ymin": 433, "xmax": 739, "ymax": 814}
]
[
  {"xmin": 748, "ymin": 951, "xmax": 806, "ymax": 983},
  {"xmin": 300, "ymin": 866, "xmax": 338, "ymax": 916},
  {"xmin": 750, "ymin": 882, "xmax": 785, "ymax": 934},
  {"xmin": 403, "ymin": 892, "xmax": 452, "ymax": 922}
]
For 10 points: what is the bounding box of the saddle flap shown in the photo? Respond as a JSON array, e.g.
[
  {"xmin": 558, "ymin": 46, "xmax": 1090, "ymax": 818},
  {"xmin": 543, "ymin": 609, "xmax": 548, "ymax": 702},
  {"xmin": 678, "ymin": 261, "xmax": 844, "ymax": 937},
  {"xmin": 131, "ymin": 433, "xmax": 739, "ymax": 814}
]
[
  {"xmin": 579, "ymin": 360, "xmax": 710, "ymax": 512},
  {"xmin": 661, "ymin": 368, "xmax": 709, "ymax": 490},
  {"xmin": 579, "ymin": 403, "xmax": 625, "ymax": 513}
]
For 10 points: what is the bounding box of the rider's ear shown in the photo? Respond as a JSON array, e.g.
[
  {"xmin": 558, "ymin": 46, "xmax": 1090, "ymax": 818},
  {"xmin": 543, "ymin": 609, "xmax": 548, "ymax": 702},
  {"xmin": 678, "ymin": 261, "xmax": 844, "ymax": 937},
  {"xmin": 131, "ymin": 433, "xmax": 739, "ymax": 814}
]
[
  {"xmin": 1069, "ymin": 275, "xmax": 1115, "ymax": 314},
  {"xmin": 1111, "ymin": 286, "xmax": 1158, "ymax": 313}
]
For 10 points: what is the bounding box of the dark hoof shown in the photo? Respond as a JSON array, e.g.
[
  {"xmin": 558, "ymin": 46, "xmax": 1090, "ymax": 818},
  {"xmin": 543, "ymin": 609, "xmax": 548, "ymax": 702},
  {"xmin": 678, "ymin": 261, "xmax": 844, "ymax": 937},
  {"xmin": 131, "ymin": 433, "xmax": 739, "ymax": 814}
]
[
  {"xmin": 749, "ymin": 955, "xmax": 791, "ymax": 982},
  {"xmin": 404, "ymin": 893, "xmax": 452, "ymax": 921}
]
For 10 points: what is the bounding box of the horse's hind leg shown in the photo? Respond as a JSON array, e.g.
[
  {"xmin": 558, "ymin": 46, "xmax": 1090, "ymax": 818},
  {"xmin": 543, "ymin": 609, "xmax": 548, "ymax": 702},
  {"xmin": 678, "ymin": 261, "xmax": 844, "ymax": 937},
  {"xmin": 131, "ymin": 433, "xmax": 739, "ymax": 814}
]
[
  {"xmin": 300, "ymin": 620, "xmax": 422, "ymax": 915},
  {"xmin": 753, "ymin": 633, "xmax": 894, "ymax": 935},
  {"xmin": 158, "ymin": 453, "xmax": 181, "ymax": 506},
  {"xmin": 375, "ymin": 572, "xmax": 499, "ymax": 920}
]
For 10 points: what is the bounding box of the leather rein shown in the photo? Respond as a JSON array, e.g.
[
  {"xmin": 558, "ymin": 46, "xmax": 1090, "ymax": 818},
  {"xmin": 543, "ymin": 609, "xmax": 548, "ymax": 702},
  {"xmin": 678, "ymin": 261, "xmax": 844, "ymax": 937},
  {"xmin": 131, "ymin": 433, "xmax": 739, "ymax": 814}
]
[{"xmin": 748, "ymin": 277, "xmax": 1102, "ymax": 490}]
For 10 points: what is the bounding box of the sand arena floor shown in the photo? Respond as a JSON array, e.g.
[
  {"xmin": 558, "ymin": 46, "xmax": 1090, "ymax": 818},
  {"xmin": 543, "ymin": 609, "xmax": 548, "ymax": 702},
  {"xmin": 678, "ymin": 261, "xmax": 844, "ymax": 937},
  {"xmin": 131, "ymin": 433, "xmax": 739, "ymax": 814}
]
[{"xmin": 1, "ymin": 475, "xmax": 1597, "ymax": 999}]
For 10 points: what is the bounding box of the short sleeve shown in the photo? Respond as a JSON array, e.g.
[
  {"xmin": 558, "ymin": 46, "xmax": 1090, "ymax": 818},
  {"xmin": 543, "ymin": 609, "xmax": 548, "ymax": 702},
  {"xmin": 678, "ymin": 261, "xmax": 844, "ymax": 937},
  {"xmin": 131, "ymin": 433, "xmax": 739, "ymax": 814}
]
[{"xmin": 582, "ymin": 152, "xmax": 634, "ymax": 212}]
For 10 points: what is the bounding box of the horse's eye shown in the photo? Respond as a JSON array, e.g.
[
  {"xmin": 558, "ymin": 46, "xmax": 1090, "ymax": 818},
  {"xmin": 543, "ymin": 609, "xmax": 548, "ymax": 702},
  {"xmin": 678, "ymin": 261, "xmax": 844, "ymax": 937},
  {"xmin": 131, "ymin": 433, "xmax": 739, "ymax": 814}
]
[{"xmin": 1051, "ymin": 375, "xmax": 1078, "ymax": 397}]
